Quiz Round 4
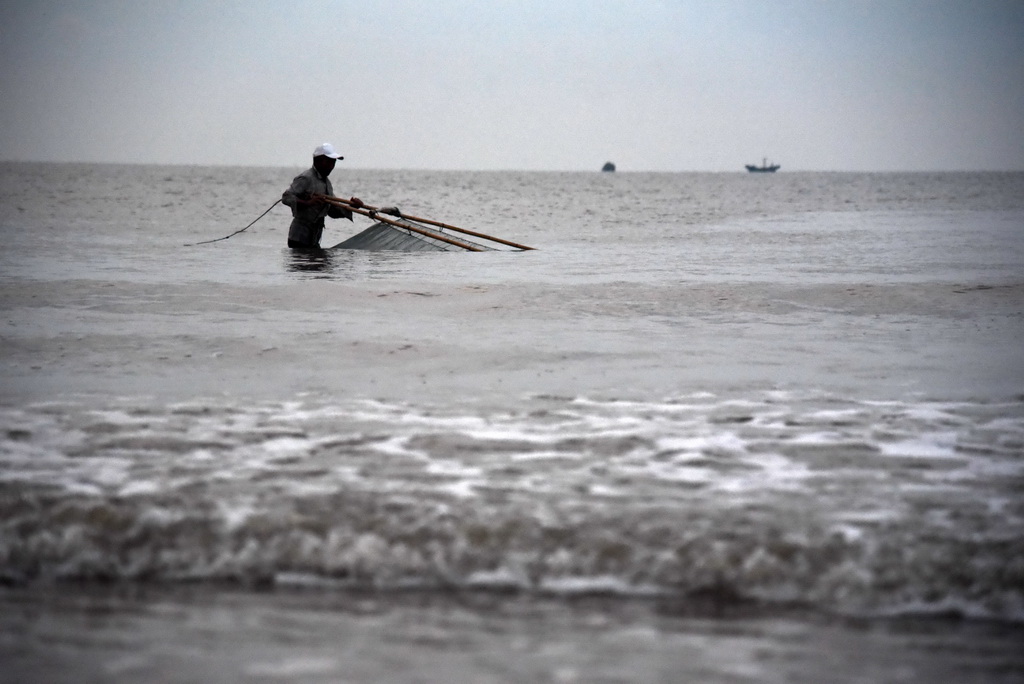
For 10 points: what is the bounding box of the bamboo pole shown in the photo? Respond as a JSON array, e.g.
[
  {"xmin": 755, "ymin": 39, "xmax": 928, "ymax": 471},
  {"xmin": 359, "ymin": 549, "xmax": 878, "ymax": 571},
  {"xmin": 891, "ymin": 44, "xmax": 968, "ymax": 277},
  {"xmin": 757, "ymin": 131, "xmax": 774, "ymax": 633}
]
[
  {"xmin": 317, "ymin": 195, "xmax": 535, "ymax": 251},
  {"xmin": 318, "ymin": 196, "xmax": 485, "ymax": 252}
]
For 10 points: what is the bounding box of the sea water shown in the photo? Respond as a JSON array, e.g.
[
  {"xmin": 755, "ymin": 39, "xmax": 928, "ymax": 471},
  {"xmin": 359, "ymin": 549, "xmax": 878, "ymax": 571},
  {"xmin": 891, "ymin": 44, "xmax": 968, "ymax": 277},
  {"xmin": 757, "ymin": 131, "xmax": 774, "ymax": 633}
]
[{"xmin": 1, "ymin": 163, "xmax": 1023, "ymax": 682}]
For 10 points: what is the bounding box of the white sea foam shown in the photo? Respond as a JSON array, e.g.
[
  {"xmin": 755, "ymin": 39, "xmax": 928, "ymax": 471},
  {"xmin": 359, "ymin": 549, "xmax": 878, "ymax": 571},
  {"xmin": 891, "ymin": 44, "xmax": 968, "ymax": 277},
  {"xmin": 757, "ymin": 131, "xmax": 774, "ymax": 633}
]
[
  {"xmin": 425, "ymin": 459, "xmax": 484, "ymax": 478},
  {"xmin": 465, "ymin": 567, "xmax": 527, "ymax": 589},
  {"xmin": 788, "ymin": 431, "xmax": 847, "ymax": 445},
  {"xmin": 655, "ymin": 432, "xmax": 747, "ymax": 454},
  {"xmin": 879, "ymin": 433, "xmax": 960, "ymax": 458},
  {"xmin": 117, "ymin": 480, "xmax": 161, "ymax": 497},
  {"xmin": 439, "ymin": 479, "xmax": 480, "ymax": 498},
  {"xmin": 258, "ymin": 436, "xmax": 314, "ymax": 458},
  {"xmin": 245, "ymin": 657, "xmax": 340, "ymax": 678},
  {"xmin": 538, "ymin": 575, "xmax": 660, "ymax": 597}
]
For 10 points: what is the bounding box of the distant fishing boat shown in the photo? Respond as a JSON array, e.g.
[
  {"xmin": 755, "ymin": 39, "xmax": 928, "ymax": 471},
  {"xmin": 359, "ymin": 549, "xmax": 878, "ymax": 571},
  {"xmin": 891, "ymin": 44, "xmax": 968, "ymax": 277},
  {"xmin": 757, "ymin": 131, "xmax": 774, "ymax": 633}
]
[
  {"xmin": 746, "ymin": 158, "xmax": 780, "ymax": 173},
  {"xmin": 602, "ymin": 162, "xmax": 616, "ymax": 172}
]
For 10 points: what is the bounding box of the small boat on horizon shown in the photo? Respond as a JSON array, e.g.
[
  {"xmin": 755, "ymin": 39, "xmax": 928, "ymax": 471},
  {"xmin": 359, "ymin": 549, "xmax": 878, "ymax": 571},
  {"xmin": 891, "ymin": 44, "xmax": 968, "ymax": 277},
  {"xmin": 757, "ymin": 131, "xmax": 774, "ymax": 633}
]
[{"xmin": 745, "ymin": 158, "xmax": 780, "ymax": 173}]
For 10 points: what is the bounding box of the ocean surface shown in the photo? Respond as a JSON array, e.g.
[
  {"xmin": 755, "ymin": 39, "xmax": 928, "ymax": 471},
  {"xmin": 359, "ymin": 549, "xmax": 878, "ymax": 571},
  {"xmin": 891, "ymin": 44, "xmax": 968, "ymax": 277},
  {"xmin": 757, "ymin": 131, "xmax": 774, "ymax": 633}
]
[{"xmin": 1, "ymin": 162, "xmax": 1023, "ymax": 682}]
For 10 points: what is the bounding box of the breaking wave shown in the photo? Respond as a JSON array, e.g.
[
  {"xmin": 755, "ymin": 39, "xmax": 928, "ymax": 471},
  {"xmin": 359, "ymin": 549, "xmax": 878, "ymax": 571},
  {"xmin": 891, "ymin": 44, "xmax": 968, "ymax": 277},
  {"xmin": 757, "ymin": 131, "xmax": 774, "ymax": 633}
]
[{"xmin": 2, "ymin": 392, "xmax": 1022, "ymax": 621}]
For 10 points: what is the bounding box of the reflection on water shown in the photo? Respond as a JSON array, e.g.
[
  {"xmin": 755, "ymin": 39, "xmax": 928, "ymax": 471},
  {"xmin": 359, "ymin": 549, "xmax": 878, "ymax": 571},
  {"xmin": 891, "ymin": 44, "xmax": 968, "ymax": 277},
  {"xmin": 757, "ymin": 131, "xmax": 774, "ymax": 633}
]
[
  {"xmin": 284, "ymin": 247, "xmax": 334, "ymax": 277},
  {"xmin": 283, "ymin": 246, "xmax": 456, "ymax": 280}
]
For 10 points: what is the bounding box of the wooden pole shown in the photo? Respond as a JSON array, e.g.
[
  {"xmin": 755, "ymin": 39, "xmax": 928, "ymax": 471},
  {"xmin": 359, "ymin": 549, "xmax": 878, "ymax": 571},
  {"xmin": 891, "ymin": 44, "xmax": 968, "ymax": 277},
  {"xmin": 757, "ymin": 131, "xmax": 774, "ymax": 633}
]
[
  {"xmin": 317, "ymin": 195, "xmax": 535, "ymax": 251},
  {"xmin": 318, "ymin": 196, "xmax": 485, "ymax": 252}
]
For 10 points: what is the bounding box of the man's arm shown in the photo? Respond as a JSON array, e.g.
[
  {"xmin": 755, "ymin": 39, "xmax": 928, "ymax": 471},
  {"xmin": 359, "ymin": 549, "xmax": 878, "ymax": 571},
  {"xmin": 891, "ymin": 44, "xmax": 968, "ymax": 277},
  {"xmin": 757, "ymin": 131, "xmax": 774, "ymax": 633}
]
[
  {"xmin": 326, "ymin": 196, "xmax": 363, "ymax": 221},
  {"xmin": 282, "ymin": 175, "xmax": 313, "ymax": 208},
  {"xmin": 327, "ymin": 204, "xmax": 353, "ymax": 221}
]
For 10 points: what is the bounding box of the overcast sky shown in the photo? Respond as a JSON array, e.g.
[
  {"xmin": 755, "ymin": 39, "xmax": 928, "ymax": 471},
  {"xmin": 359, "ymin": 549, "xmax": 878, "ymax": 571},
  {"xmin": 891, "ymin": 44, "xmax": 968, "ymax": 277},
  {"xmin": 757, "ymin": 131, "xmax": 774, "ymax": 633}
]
[{"xmin": 2, "ymin": 0, "xmax": 1022, "ymax": 171}]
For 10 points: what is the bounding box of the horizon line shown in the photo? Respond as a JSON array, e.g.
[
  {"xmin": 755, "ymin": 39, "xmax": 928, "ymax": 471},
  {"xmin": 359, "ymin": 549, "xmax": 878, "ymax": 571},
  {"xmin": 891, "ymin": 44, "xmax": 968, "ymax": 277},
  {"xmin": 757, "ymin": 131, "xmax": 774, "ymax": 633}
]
[{"xmin": 1, "ymin": 159, "xmax": 1022, "ymax": 174}]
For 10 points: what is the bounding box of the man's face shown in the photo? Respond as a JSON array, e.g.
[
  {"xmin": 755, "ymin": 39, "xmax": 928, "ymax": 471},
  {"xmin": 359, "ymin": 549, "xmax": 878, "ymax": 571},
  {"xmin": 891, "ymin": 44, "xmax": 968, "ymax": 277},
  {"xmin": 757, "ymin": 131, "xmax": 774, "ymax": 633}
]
[{"xmin": 313, "ymin": 155, "xmax": 336, "ymax": 177}]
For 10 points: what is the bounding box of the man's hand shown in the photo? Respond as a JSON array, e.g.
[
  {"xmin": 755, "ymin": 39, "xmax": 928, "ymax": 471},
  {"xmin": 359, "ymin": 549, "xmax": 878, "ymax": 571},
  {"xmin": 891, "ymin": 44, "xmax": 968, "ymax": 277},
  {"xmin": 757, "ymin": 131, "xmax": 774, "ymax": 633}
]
[
  {"xmin": 348, "ymin": 197, "xmax": 364, "ymax": 209},
  {"xmin": 381, "ymin": 206, "xmax": 401, "ymax": 217}
]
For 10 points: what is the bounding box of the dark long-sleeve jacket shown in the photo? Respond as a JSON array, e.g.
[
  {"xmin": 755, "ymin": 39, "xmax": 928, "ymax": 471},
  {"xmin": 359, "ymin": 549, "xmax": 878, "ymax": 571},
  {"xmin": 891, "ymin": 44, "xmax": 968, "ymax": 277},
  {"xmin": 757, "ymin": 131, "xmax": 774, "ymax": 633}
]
[{"xmin": 281, "ymin": 167, "xmax": 352, "ymax": 247}]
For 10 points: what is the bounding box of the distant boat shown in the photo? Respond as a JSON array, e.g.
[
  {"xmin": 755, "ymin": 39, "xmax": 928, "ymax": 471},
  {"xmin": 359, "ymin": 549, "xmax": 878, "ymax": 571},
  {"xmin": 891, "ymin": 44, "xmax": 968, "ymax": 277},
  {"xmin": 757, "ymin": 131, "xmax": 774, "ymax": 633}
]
[
  {"xmin": 745, "ymin": 158, "xmax": 780, "ymax": 173},
  {"xmin": 602, "ymin": 162, "xmax": 616, "ymax": 172}
]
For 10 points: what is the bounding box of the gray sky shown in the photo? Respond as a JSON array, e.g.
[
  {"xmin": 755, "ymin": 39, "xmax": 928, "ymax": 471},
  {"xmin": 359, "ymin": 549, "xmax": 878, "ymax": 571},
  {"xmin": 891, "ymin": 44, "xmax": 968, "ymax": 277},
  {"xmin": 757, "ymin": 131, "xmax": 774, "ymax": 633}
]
[{"xmin": 2, "ymin": 0, "xmax": 1022, "ymax": 171}]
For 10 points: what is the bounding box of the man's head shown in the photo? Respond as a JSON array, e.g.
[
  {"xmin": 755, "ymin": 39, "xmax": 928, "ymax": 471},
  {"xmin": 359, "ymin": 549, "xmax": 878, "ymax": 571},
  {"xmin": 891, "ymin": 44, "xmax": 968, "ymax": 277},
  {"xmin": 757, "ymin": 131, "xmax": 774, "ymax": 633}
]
[{"xmin": 312, "ymin": 142, "xmax": 343, "ymax": 176}]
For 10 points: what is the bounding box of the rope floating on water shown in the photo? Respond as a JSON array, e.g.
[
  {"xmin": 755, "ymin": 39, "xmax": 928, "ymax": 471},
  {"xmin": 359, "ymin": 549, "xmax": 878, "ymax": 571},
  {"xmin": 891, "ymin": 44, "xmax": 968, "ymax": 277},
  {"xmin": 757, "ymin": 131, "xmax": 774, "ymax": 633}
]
[{"xmin": 186, "ymin": 199, "xmax": 282, "ymax": 246}]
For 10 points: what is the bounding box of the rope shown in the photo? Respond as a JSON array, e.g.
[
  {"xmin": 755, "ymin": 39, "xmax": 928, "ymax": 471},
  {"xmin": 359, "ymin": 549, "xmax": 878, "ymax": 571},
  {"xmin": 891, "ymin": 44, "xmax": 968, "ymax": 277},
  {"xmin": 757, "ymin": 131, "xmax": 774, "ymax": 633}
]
[{"xmin": 186, "ymin": 199, "xmax": 282, "ymax": 246}]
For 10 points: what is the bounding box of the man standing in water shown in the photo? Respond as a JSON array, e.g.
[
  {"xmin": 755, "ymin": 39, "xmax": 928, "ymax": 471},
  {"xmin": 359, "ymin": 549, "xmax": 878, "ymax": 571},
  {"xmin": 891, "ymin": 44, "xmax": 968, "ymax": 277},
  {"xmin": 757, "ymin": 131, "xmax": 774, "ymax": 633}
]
[{"xmin": 282, "ymin": 143, "xmax": 364, "ymax": 249}]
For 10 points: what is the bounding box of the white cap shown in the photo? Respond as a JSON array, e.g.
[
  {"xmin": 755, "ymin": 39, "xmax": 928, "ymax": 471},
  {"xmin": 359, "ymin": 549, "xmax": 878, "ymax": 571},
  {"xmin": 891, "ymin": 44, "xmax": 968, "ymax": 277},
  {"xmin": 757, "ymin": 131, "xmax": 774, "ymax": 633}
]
[{"xmin": 313, "ymin": 142, "xmax": 343, "ymax": 160}]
